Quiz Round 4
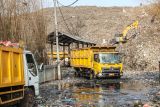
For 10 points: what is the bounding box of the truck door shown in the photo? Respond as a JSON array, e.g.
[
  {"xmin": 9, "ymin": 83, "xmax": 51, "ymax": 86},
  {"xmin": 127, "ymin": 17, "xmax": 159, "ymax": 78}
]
[
  {"xmin": 26, "ymin": 54, "xmax": 39, "ymax": 95},
  {"xmin": 93, "ymin": 54, "xmax": 101, "ymax": 74}
]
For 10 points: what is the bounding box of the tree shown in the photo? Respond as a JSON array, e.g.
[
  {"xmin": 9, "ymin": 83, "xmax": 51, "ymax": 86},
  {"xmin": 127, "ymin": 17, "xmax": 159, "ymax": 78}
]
[{"xmin": 0, "ymin": 0, "xmax": 48, "ymax": 63}]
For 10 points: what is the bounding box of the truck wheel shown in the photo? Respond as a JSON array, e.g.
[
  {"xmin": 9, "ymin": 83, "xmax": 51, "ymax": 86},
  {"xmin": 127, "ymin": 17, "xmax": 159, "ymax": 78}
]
[
  {"xmin": 74, "ymin": 71, "xmax": 77, "ymax": 77},
  {"xmin": 75, "ymin": 71, "xmax": 80, "ymax": 77},
  {"xmin": 20, "ymin": 88, "xmax": 35, "ymax": 107},
  {"xmin": 117, "ymin": 76, "xmax": 121, "ymax": 79}
]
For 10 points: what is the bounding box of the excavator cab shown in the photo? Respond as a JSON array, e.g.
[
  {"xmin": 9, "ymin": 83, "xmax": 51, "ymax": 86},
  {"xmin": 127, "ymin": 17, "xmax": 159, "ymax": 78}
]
[
  {"xmin": 114, "ymin": 34, "xmax": 127, "ymax": 43},
  {"xmin": 110, "ymin": 34, "xmax": 127, "ymax": 45},
  {"xmin": 111, "ymin": 21, "xmax": 139, "ymax": 45}
]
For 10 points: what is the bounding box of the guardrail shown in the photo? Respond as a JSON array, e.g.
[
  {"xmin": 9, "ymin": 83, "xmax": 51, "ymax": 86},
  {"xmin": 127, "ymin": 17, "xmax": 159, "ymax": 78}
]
[{"xmin": 39, "ymin": 65, "xmax": 58, "ymax": 83}]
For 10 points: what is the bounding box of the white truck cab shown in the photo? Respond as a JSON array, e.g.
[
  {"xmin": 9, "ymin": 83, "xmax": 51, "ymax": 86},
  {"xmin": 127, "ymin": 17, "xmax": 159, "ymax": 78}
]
[
  {"xmin": 23, "ymin": 50, "xmax": 40, "ymax": 96},
  {"xmin": 18, "ymin": 50, "xmax": 43, "ymax": 107}
]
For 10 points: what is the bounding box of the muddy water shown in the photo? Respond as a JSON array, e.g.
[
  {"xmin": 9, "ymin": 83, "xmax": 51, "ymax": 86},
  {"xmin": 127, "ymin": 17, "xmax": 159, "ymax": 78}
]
[{"xmin": 39, "ymin": 77, "xmax": 158, "ymax": 107}]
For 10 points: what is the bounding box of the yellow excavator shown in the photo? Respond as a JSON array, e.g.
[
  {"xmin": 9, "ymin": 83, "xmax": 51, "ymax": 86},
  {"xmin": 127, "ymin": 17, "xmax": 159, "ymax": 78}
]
[{"xmin": 111, "ymin": 20, "xmax": 139, "ymax": 44}]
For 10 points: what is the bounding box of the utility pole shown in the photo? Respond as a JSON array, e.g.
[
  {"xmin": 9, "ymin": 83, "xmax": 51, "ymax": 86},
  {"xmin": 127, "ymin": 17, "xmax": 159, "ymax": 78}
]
[{"xmin": 53, "ymin": 0, "xmax": 61, "ymax": 80}]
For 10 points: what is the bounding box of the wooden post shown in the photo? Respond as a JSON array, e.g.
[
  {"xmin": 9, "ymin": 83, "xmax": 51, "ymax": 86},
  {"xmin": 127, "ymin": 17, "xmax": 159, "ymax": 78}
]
[
  {"xmin": 68, "ymin": 44, "xmax": 71, "ymax": 66},
  {"xmin": 82, "ymin": 44, "xmax": 84, "ymax": 48},
  {"xmin": 76, "ymin": 42, "xmax": 79, "ymax": 49},
  {"xmin": 87, "ymin": 44, "xmax": 89, "ymax": 47},
  {"xmin": 63, "ymin": 43, "xmax": 65, "ymax": 66},
  {"xmin": 50, "ymin": 42, "xmax": 53, "ymax": 65},
  {"xmin": 68, "ymin": 44, "xmax": 71, "ymax": 56}
]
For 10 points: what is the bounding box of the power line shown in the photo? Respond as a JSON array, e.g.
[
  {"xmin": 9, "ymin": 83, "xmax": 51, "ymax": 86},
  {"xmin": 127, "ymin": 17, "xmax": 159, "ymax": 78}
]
[
  {"xmin": 57, "ymin": 0, "xmax": 79, "ymax": 7},
  {"xmin": 57, "ymin": 2, "xmax": 73, "ymax": 35}
]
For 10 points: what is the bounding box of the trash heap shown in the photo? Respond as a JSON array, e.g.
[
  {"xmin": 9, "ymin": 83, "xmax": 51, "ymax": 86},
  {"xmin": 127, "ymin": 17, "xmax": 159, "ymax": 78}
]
[
  {"xmin": 0, "ymin": 41, "xmax": 24, "ymax": 48},
  {"xmin": 121, "ymin": 14, "xmax": 160, "ymax": 71}
]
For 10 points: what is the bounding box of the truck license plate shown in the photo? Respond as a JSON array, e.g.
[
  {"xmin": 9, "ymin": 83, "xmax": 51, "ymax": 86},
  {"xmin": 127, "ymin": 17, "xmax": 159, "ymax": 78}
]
[{"xmin": 109, "ymin": 73, "xmax": 114, "ymax": 76}]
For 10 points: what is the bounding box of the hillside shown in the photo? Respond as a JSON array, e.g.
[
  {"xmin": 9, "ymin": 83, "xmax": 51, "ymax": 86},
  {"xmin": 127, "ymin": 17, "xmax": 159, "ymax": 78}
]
[{"xmin": 44, "ymin": 6, "xmax": 160, "ymax": 71}]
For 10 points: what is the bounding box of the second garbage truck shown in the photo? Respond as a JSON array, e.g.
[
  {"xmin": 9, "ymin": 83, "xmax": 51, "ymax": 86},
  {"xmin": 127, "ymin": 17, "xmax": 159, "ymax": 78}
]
[{"xmin": 70, "ymin": 46, "xmax": 123, "ymax": 79}]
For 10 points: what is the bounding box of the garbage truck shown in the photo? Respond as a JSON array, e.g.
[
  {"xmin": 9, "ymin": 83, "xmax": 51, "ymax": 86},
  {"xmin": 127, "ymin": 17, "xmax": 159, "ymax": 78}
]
[
  {"xmin": 0, "ymin": 46, "xmax": 43, "ymax": 107},
  {"xmin": 70, "ymin": 46, "xmax": 123, "ymax": 79}
]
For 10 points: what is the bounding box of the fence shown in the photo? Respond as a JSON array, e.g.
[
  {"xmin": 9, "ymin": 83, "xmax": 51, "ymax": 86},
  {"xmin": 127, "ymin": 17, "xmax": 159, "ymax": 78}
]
[{"xmin": 39, "ymin": 65, "xmax": 58, "ymax": 83}]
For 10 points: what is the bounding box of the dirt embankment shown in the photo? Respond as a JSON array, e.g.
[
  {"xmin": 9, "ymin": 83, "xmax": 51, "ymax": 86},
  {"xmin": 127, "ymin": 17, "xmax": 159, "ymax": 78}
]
[{"xmin": 44, "ymin": 6, "xmax": 160, "ymax": 71}]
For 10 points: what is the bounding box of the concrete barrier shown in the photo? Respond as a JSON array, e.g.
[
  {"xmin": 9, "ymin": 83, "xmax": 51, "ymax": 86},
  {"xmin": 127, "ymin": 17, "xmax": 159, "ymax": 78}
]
[{"xmin": 39, "ymin": 65, "xmax": 58, "ymax": 83}]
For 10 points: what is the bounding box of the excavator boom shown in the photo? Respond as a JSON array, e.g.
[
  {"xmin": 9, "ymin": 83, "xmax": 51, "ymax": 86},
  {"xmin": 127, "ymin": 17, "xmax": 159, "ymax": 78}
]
[
  {"xmin": 122, "ymin": 21, "xmax": 139, "ymax": 37},
  {"xmin": 111, "ymin": 20, "xmax": 139, "ymax": 44}
]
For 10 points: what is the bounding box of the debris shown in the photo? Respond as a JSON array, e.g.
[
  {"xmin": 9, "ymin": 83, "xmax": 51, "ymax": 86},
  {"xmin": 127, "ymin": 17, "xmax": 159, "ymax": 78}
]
[
  {"xmin": 0, "ymin": 41, "xmax": 20, "ymax": 48},
  {"xmin": 38, "ymin": 69, "xmax": 159, "ymax": 107},
  {"xmin": 133, "ymin": 99, "xmax": 143, "ymax": 107},
  {"xmin": 156, "ymin": 91, "xmax": 160, "ymax": 96},
  {"xmin": 143, "ymin": 104, "xmax": 151, "ymax": 107}
]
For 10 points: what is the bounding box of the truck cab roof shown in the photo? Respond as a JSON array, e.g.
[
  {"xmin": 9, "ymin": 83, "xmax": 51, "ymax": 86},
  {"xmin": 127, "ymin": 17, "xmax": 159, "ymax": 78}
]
[{"xmin": 24, "ymin": 50, "xmax": 32, "ymax": 54}]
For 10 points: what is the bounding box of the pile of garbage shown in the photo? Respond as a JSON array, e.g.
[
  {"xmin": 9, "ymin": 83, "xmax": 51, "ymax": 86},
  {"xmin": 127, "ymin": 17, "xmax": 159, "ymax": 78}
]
[
  {"xmin": 121, "ymin": 15, "xmax": 160, "ymax": 71},
  {"xmin": 0, "ymin": 41, "xmax": 18, "ymax": 47},
  {"xmin": 0, "ymin": 41, "xmax": 24, "ymax": 48}
]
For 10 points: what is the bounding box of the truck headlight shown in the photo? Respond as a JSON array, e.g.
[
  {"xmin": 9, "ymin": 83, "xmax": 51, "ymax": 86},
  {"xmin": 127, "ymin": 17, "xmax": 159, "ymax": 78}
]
[{"xmin": 98, "ymin": 73, "xmax": 102, "ymax": 76}]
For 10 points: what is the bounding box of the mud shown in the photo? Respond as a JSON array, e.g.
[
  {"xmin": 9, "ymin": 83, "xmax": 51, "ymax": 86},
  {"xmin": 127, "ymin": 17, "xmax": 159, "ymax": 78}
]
[{"xmin": 36, "ymin": 69, "xmax": 160, "ymax": 107}]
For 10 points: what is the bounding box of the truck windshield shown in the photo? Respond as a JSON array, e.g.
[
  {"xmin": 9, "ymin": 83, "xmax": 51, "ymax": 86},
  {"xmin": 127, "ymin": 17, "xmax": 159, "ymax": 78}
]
[
  {"xmin": 99, "ymin": 53, "xmax": 121, "ymax": 64},
  {"xmin": 26, "ymin": 54, "xmax": 37, "ymax": 76}
]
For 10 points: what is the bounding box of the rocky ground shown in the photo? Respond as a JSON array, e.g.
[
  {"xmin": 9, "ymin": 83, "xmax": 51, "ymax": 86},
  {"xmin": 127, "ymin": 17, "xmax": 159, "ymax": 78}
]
[
  {"xmin": 34, "ymin": 69, "xmax": 160, "ymax": 107},
  {"xmin": 36, "ymin": 5, "xmax": 160, "ymax": 106}
]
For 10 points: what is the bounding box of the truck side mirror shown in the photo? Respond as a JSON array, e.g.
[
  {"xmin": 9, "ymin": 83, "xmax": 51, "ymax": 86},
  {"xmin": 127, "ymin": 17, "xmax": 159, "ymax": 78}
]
[
  {"xmin": 38, "ymin": 63, "xmax": 44, "ymax": 72},
  {"xmin": 94, "ymin": 54, "xmax": 99, "ymax": 62}
]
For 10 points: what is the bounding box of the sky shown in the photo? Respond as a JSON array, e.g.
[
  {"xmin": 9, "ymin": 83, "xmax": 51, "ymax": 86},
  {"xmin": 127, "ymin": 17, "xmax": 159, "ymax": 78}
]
[{"xmin": 42, "ymin": 0, "xmax": 148, "ymax": 8}]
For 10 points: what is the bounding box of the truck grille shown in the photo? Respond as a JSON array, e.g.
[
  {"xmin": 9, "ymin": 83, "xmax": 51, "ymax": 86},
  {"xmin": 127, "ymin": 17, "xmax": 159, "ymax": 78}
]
[{"xmin": 102, "ymin": 67, "xmax": 120, "ymax": 76}]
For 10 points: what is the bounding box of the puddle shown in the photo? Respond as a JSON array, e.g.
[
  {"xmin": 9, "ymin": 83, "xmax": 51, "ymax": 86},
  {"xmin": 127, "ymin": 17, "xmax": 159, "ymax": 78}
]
[{"xmin": 39, "ymin": 78, "xmax": 158, "ymax": 107}]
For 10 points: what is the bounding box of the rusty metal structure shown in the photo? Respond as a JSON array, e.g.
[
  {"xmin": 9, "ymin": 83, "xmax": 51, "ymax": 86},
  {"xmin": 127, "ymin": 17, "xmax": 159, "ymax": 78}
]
[{"xmin": 47, "ymin": 32, "xmax": 96, "ymax": 66}]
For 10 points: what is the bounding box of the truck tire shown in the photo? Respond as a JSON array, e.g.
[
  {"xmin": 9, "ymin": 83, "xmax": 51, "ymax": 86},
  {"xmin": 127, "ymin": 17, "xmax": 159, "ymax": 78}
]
[
  {"xmin": 19, "ymin": 88, "xmax": 35, "ymax": 107},
  {"xmin": 117, "ymin": 75, "xmax": 121, "ymax": 79},
  {"xmin": 75, "ymin": 71, "xmax": 80, "ymax": 77},
  {"xmin": 74, "ymin": 71, "xmax": 77, "ymax": 77}
]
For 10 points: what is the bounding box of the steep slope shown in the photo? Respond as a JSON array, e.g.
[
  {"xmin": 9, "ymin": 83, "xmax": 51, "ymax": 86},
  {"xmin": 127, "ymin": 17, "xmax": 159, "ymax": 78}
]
[{"xmin": 44, "ymin": 6, "xmax": 160, "ymax": 71}]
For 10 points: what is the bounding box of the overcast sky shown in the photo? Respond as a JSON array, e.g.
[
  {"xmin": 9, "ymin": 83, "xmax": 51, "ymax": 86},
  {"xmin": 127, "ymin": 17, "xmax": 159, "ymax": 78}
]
[{"xmin": 42, "ymin": 0, "xmax": 148, "ymax": 8}]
